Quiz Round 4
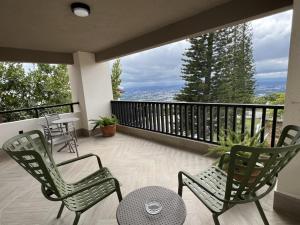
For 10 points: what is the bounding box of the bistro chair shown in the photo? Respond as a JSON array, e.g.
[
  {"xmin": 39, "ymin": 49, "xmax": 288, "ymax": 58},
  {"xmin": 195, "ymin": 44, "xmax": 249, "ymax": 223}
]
[
  {"xmin": 178, "ymin": 125, "xmax": 300, "ymax": 225},
  {"xmin": 42, "ymin": 124, "xmax": 79, "ymax": 156},
  {"xmin": 2, "ymin": 130, "xmax": 122, "ymax": 225},
  {"xmin": 44, "ymin": 113, "xmax": 65, "ymax": 135}
]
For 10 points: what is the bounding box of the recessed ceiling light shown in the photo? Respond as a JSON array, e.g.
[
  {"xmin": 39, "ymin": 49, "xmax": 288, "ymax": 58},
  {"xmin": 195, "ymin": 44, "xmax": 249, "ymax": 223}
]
[{"xmin": 71, "ymin": 2, "xmax": 90, "ymax": 17}]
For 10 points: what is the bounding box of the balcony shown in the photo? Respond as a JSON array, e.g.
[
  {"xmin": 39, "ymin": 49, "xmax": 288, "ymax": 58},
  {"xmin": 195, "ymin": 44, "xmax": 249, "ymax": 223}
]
[
  {"xmin": 1, "ymin": 0, "xmax": 300, "ymax": 224},
  {"xmin": 1, "ymin": 131, "xmax": 298, "ymax": 225},
  {"xmin": 0, "ymin": 100, "xmax": 298, "ymax": 224}
]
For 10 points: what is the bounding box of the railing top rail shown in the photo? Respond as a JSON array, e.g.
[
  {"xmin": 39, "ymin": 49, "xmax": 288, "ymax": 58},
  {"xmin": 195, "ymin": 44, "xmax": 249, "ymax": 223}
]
[
  {"xmin": 0, "ymin": 102, "xmax": 80, "ymax": 114},
  {"xmin": 111, "ymin": 100, "xmax": 284, "ymax": 109}
]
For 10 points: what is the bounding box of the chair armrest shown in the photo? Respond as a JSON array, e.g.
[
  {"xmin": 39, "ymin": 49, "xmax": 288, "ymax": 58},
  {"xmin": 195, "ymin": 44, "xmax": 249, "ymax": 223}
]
[
  {"xmin": 218, "ymin": 152, "xmax": 230, "ymax": 169},
  {"xmin": 56, "ymin": 153, "xmax": 102, "ymax": 168},
  {"xmin": 41, "ymin": 176, "xmax": 119, "ymax": 201}
]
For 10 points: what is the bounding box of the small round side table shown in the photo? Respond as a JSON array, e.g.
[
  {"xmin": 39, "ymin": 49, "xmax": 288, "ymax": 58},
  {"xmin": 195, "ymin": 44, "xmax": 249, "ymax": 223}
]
[{"xmin": 116, "ymin": 186, "xmax": 186, "ymax": 225}]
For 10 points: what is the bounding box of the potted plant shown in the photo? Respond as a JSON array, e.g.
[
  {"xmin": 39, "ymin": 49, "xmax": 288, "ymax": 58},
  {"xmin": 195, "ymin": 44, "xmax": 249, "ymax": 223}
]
[
  {"xmin": 90, "ymin": 115, "xmax": 118, "ymax": 137},
  {"xmin": 209, "ymin": 128, "xmax": 268, "ymax": 183}
]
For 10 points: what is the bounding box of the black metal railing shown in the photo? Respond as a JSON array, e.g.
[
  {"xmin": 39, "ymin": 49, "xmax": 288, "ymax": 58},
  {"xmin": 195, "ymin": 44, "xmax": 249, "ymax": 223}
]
[
  {"xmin": 111, "ymin": 101, "xmax": 284, "ymax": 147},
  {"xmin": 0, "ymin": 102, "xmax": 80, "ymax": 123}
]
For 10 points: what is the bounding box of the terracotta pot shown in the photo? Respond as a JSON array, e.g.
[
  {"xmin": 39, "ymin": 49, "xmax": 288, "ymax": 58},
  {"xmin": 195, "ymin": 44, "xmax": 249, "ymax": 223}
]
[
  {"xmin": 233, "ymin": 164, "xmax": 263, "ymax": 184},
  {"xmin": 100, "ymin": 125, "xmax": 116, "ymax": 137},
  {"xmin": 224, "ymin": 162, "xmax": 263, "ymax": 184}
]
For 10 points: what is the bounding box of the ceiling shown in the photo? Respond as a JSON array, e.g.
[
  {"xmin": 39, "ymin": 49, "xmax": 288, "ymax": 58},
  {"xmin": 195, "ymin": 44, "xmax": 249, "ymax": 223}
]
[{"xmin": 0, "ymin": 0, "xmax": 293, "ymax": 64}]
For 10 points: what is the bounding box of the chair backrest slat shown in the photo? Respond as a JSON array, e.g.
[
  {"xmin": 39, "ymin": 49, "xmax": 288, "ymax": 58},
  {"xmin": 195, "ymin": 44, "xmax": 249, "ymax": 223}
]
[
  {"xmin": 2, "ymin": 130, "xmax": 65, "ymax": 197},
  {"xmin": 224, "ymin": 125, "xmax": 300, "ymax": 202},
  {"xmin": 45, "ymin": 113, "xmax": 60, "ymax": 126}
]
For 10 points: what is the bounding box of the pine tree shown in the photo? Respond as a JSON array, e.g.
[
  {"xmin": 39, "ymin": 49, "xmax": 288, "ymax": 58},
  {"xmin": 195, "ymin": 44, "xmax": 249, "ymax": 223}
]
[
  {"xmin": 233, "ymin": 24, "xmax": 255, "ymax": 103},
  {"xmin": 111, "ymin": 59, "xmax": 122, "ymax": 100},
  {"xmin": 176, "ymin": 23, "xmax": 255, "ymax": 104},
  {"xmin": 211, "ymin": 27, "xmax": 235, "ymax": 102},
  {"xmin": 175, "ymin": 33, "xmax": 215, "ymax": 102}
]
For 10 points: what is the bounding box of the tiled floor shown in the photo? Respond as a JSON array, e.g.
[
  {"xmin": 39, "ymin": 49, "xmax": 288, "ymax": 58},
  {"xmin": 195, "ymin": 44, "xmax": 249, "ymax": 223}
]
[{"xmin": 0, "ymin": 133, "xmax": 298, "ymax": 225}]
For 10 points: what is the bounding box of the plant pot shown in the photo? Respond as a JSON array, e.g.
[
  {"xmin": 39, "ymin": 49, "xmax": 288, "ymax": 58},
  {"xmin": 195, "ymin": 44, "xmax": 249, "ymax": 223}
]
[
  {"xmin": 100, "ymin": 125, "xmax": 116, "ymax": 137},
  {"xmin": 224, "ymin": 161, "xmax": 264, "ymax": 184},
  {"xmin": 232, "ymin": 163, "xmax": 263, "ymax": 184}
]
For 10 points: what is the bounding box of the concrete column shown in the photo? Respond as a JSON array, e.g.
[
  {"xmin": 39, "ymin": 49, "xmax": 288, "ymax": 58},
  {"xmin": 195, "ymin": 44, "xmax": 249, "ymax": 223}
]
[
  {"xmin": 67, "ymin": 52, "xmax": 113, "ymax": 135},
  {"xmin": 274, "ymin": 2, "xmax": 300, "ymax": 216}
]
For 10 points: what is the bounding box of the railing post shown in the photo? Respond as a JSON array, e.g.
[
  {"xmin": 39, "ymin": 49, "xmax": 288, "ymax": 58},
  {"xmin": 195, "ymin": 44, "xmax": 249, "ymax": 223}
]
[
  {"xmin": 250, "ymin": 107, "xmax": 256, "ymax": 137},
  {"xmin": 271, "ymin": 108, "xmax": 278, "ymax": 147},
  {"xmin": 70, "ymin": 104, "xmax": 74, "ymax": 113},
  {"xmin": 34, "ymin": 109, "xmax": 39, "ymax": 118},
  {"xmin": 260, "ymin": 108, "xmax": 266, "ymax": 143},
  {"xmin": 108, "ymin": 101, "xmax": 283, "ymax": 146}
]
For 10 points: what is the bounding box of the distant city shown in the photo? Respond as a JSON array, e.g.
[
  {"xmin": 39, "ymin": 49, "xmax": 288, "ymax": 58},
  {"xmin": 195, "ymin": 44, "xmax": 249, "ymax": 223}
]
[{"xmin": 121, "ymin": 76, "xmax": 287, "ymax": 101}]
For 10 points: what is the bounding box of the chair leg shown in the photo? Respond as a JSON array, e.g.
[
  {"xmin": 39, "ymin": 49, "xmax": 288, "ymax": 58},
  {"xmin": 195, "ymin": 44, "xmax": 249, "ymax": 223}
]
[
  {"xmin": 73, "ymin": 212, "xmax": 81, "ymax": 225},
  {"xmin": 255, "ymin": 200, "xmax": 269, "ymax": 225},
  {"xmin": 178, "ymin": 183, "xmax": 183, "ymax": 197},
  {"xmin": 56, "ymin": 202, "xmax": 64, "ymax": 219},
  {"xmin": 178, "ymin": 172, "xmax": 183, "ymax": 197},
  {"xmin": 74, "ymin": 140, "xmax": 79, "ymax": 157},
  {"xmin": 212, "ymin": 213, "xmax": 220, "ymax": 225},
  {"xmin": 115, "ymin": 182, "xmax": 123, "ymax": 202}
]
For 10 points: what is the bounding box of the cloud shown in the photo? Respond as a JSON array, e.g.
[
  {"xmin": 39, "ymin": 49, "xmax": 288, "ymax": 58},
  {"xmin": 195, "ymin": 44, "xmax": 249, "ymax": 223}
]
[
  {"xmin": 114, "ymin": 10, "xmax": 293, "ymax": 87},
  {"xmin": 252, "ymin": 10, "xmax": 292, "ymax": 61},
  {"xmin": 255, "ymin": 71, "xmax": 287, "ymax": 79},
  {"xmin": 255, "ymin": 57, "xmax": 288, "ymax": 74},
  {"xmin": 116, "ymin": 40, "xmax": 189, "ymax": 88}
]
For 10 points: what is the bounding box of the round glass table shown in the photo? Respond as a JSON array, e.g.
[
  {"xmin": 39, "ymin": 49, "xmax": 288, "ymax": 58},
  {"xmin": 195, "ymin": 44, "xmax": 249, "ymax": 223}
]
[{"xmin": 116, "ymin": 186, "xmax": 186, "ymax": 225}]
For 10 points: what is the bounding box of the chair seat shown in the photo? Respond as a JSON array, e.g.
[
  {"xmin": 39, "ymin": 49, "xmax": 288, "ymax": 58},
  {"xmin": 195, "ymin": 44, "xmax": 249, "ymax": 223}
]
[
  {"xmin": 183, "ymin": 166, "xmax": 229, "ymax": 213},
  {"xmin": 60, "ymin": 167, "xmax": 116, "ymax": 212}
]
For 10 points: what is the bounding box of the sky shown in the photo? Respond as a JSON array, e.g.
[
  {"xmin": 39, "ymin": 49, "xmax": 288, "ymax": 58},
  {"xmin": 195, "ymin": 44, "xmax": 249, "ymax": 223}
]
[{"xmin": 116, "ymin": 10, "xmax": 293, "ymax": 89}]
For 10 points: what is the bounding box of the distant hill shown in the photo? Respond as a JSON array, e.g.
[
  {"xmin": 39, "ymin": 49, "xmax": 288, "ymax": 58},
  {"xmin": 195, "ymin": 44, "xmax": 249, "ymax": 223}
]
[
  {"xmin": 255, "ymin": 76, "xmax": 286, "ymax": 96},
  {"xmin": 121, "ymin": 77, "xmax": 287, "ymax": 101}
]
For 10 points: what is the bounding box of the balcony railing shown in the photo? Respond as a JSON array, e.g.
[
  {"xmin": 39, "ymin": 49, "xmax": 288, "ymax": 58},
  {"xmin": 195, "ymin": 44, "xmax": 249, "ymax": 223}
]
[
  {"xmin": 111, "ymin": 100, "xmax": 284, "ymax": 147},
  {"xmin": 0, "ymin": 102, "xmax": 80, "ymax": 123}
]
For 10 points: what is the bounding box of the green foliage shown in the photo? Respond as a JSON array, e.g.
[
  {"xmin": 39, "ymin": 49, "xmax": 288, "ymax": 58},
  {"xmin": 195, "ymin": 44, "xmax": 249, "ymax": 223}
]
[
  {"xmin": 90, "ymin": 115, "xmax": 118, "ymax": 130},
  {"xmin": 28, "ymin": 64, "xmax": 71, "ymax": 106},
  {"xmin": 253, "ymin": 92, "xmax": 285, "ymax": 118},
  {"xmin": 209, "ymin": 128, "xmax": 268, "ymax": 157},
  {"xmin": 0, "ymin": 62, "xmax": 71, "ymax": 122},
  {"xmin": 175, "ymin": 23, "xmax": 255, "ymax": 103},
  {"xmin": 0, "ymin": 63, "xmax": 31, "ymax": 121},
  {"xmin": 253, "ymin": 92, "xmax": 285, "ymax": 105},
  {"xmin": 111, "ymin": 59, "xmax": 122, "ymax": 100}
]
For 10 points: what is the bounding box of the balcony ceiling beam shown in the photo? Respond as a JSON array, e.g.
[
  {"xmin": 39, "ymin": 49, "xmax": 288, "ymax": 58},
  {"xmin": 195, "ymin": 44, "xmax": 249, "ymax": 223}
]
[
  {"xmin": 0, "ymin": 0, "xmax": 292, "ymax": 64},
  {"xmin": 0, "ymin": 47, "xmax": 74, "ymax": 64},
  {"xmin": 95, "ymin": 0, "xmax": 292, "ymax": 62}
]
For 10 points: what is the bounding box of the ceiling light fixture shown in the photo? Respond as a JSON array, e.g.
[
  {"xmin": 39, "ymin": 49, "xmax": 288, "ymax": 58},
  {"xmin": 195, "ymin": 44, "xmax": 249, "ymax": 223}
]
[{"xmin": 71, "ymin": 2, "xmax": 90, "ymax": 17}]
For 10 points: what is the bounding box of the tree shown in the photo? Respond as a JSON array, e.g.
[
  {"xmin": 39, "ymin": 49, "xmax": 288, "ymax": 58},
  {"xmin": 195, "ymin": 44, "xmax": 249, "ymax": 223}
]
[
  {"xmin": 254, "ymin": 92, "xmax": 285, "ymax": 119},
  {"xmin": 254, "ymin": 92, "xmax": 285, "ymax": 105},
  {"xmin": 111, "ymin": 59, "xmax": 122, "ymax": 100},
  {"xmin": 28, "ymin": 64, "xmax": 71, "ymax": 106},
  {"xmin": 175, "ymin": 23, "xmax": 255, "ymax": 103},
  {"xmin": 0, "ymin": 63, "xmax": 30, "ymax": 110},
  {"xmin": 175, "ymin": 33, "xmax": 215, "ymax": 102},
  {"xmin": 0, "ymin": 62, "xmax": 71, "ymax": 122},
  {"xmin": 0, "ymin": 63, "xmax": 32, "ymax": 122}
]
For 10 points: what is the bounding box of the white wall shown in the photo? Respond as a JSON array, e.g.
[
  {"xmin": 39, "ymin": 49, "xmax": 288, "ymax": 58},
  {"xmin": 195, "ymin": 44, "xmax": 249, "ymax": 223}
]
[
  {"xmin": 0, "ymin": 112, "xmax": 82, "ymax": 147},
  {"xmin": 279, "ymin": 0, "xmax": 300, "ymax": 199},
  {"xmin": 68, "ymin": 52, "xmax": 113, "ymax": 131}
]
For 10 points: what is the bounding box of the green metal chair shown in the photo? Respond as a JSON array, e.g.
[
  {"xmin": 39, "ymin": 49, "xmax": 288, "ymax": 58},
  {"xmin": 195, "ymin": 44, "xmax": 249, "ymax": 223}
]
[
  {"xmin": 178, "ymin": 125, "xmax": 300, "ymax": 225},
  {"xmin": 2, "ymin": 130, "xmax": 122, "ymax": 225}
]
